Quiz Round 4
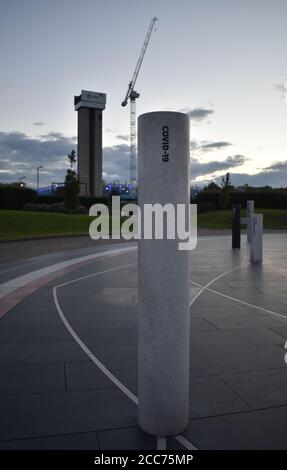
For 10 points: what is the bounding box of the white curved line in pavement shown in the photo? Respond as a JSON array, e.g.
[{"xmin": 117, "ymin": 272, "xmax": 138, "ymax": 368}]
[
  {"xmin": 190, "ymin": 264, "xmax": 244, "ymax": 308},
  {"xmin": 174, "ymin": 434, "xmax": 198, "ymax": 451},
  {"xmin": 53, "ymin": 258, "xmax": 247, "ymax": 450},
  {"xmin": 0, "ymin": 245, "xmax": 136, "ymax": 299},
  {"xmin": 53, "ymin": 263, "xmax": 138, "ymax": 405},
  {"xmin": 190, "ymin": 280, "xmax": 287, "ymax": 320}
]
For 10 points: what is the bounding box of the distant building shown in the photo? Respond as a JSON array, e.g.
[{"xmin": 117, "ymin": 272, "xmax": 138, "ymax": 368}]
[{"xmin": 74, "ymin": 90, "xmax": 106, "ymax": 197}]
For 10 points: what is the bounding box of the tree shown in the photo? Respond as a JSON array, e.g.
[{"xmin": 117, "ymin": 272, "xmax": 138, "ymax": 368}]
[
  {"xmin": 68, "ymin": 149, "xmax": 76, "ymax": 168},
  {"xmin": 64, "ymin": 150, "xmax": 80, "ymax": 213},
  {"xmin": 203, "ymin": 181, "xmax": 221, "ymax": 192},
  {"xmin": 220, "ymin": 172, "xmax": 234, "ymax": 209}
]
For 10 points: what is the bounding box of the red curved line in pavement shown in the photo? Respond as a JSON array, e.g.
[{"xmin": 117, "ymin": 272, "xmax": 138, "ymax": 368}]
[{"xmin": 0, "ymin": 258, "xmax": 98, "ymax": 320}]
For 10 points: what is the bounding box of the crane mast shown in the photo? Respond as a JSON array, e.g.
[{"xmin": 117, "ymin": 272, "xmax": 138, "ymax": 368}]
[{"xmin": 122, "ymin": 17, "xmax": 158, "ymax": 186}]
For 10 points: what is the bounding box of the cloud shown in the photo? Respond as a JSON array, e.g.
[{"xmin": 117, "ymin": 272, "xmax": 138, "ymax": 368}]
[
  {"xmin": 33, "ymin": 121, "xmax": 44, "ymax": 126},
  {"xmin": 0, "ymin": 130, "xmax": 131, "ymax": 186},
  {"xmin": 0, "ymin": 130, "xmax": 286, "ymax": 188},
  {"xmin": 263, "ymin": 160, "xmax": 287, "ymax": 172},
  {"xmin": 0, "ymin": 131, "xmax": 76, "ymax": 186},
  {"xmin": 274, "ymin": 81, "xmax": 287, "ymax": 103},
  {"xmin": 116, "ymin": 134, "xmax": 129, "ymax": 142},
  {"xmin": 191, "ymin": 154, "xmax": 247, "ymax": 178},
  {"xmin": 191, "ymin": 140, "xmax": 232, "ymax": 153},
  {"xmin": 181, "ymin": 107, "xmax": 214, "ymax": 122},
  {"xmin": 200, "ymin": 141, "xmax": 232, "ymax": 151},
  {"xmin": 196, "ymin": 159, "xmax": 287, "ymax": 188},
  {"xmin": 103, "ymin": 144, "xmax": 130, "ymax": 182}
]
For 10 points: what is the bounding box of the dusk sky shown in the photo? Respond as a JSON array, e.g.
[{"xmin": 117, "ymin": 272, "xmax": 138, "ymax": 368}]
[{"xmin": 1, "ymin": 0, "xmax": 287, "ymax": 187}]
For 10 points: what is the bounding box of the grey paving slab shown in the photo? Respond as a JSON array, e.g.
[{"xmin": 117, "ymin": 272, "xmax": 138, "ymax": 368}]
[
  {"xmin": 98, "ymin": 426, "xmax": 156, "ymax": 450},
  {"xmin": 65, "ymin": 361, "xmax": 115, "ymax": 391},
  {"xmin": 8, "ymin": 289, "xmax": 54, "ymax": 305},
  {"xmin": 268, "ymin": 325, "xmax": 287, "ymax": 339},
  {"xmin": 77, "ymin": 326, "xmax": 137, "ymax": 347},
  {"xmin": 102, "ymin": 305, "xmax": 137, "ymax": 315},
  {"xmin": 189, "ymin": 345, "xmax": 285, "ymax": 377},
  {"xmin": 0, "ymin": 431, "xmax": 100, "ymax": 450},
  {"xmin": 0, "ymin": 388, "xmax": 137, "ymax": 440},
  {"xmin": 190, "ymin": 318, "xmax": 217, "ymax": 332},
  {"xmin": 65, "ymin": 273, "xmax": 136, "ymax": 289},
  {"xmin": 193, "ymin": 302, "xmax": 266, "ymax": 319},
  {"xmin": 0, "ymin": 342, "xmax": 42, "ymax": 364},
  {"xmin": 189, "ymin": 327, "xmax": 284, "ymax": 351},
  {"xmin": 184, "ymin": 405, "xmax": 287, "ymax": 449},
  {"xmin": 101, "ymin": 288, "xmax": 136, "ymax": 305},
  {"xmin": 0, "ymin": 325, "xmax": 71, "ymax": 343},
  {"xmin": 70, "ymin": 314, "xmax": 137, "ymax": 329},
  {"xmin": 0, "ymin": 363, "xmax": 65, "ymax": 395},
  {"xmin": 205, "ymin": 314, "xmax": 287, "ymax": 330},
  {"xmin": 189, "ymin": 376, "xmax": 250, "ymax": 418},
  {"xmin": 221, "ymin": 368, "xmax": 287, "ymax": 409},
  {"xmin": 114, "ymin": 371, "xmax": 250, "ymax": 419},
  {"xmin": 0, "ymin": 311, "xmax": 62, "ymax": 326},
  {"xmin": 6, "ymin": 297, "xmax": 59, "ymax": 315},
  {"xmin": 23, "ymin": 341, "xmax": 88, "ymax": 364},
  {"xmin": 191, "ymin": 294, "xmax": 261, "ymax": 316},
  {"xmin": 91, "ymin": 345, "xmax": 137, "ymax": 370},
  {"xmin": 222, "ymin": 288, "xmax": 265, "ymax": 300},
  {"xmin": 58, "ymin": 295, "xmax": 107, "ymax": 316},
  {"xmin": 226, "ymin": 281, "xmax": 263, "ymax": 288},
  {"xmin": 190, "ymin": 290, "xmax": 222, "ymax": 308},
  {"xmin": 262, "ymin": 303, "xmax": 287, "ymax": 316}
]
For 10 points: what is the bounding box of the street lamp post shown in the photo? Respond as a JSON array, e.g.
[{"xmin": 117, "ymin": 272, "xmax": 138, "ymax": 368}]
[
  {"xmin": 36, "ymin": 166, "xmax": 43, "ymax": 192},
  {"xmin": 19, "ymin": 176, "xmax": 26, "ymax": 187}
]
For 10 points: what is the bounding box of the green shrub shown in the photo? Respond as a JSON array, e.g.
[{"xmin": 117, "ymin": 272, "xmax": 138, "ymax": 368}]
[
  {"xmin": 36, "ymin": 195, "xmax": 64, "ymax": 205},
  {"xmin": 0, "ymin": 184, "xmax": 37, "ymax": 210},
  {"xmin": 196, "ymin": 189, "xmax": 287, "ymax": 210}
]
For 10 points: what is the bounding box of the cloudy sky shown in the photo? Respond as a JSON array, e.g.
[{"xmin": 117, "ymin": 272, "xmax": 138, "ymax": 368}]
[{"xmin": 1, "ymin": 0, "xmax": 287, "ymax": 188}]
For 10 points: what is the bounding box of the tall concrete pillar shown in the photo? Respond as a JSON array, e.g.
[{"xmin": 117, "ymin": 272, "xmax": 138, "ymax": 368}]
[
  {"xmin": 74, "ymin": 90, "xmax": 106, "ymax": 197},
  {"xmin": 138, "ymin": 111, "xmax": 190, "ymax": 437}
]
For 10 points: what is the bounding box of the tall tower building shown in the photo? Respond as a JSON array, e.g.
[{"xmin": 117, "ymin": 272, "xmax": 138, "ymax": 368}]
[{"xmin": 74, "ymin": 90, "xmax": 106, "ymax": 197}]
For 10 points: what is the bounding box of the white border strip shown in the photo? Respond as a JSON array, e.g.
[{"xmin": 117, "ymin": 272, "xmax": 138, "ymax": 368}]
[{"xmin": 0, "ymin": 246, "xmax": 136, "ymax": 299}]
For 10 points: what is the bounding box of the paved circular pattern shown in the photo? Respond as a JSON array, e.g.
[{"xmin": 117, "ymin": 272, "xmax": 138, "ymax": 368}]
[{"xmin": 0, "ymin": 235, "xmax": 287, "ymax": 449}]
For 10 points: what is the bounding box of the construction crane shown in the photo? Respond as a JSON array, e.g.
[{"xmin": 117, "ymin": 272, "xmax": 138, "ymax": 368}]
[{"xmin": 122, "ymin": 16, "xmax": 158, "ymax": 186}]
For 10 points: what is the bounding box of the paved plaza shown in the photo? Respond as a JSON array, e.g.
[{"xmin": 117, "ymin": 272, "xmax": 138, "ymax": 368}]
[{"xmin": 0, "ymin": 233, "xmax": 287, "ymax": 449}]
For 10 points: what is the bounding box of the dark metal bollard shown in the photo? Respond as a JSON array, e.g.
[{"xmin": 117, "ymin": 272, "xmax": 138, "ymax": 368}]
[{"xmin": 232, "ymin": 204, "xmax": 241, "ymax": 249}]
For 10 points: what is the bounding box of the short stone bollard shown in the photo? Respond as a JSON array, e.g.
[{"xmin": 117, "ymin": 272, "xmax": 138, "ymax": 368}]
[
  {"xmin": 250, "ymin": 213, "xmax": 263, "ymax": 263},
  {"xmin": 247, "ymin": 200, "xmax": 254, "ymax": 243},
  {"xmin": 137, "ymin": 111, "xmax": 190, "ymax": 437}
]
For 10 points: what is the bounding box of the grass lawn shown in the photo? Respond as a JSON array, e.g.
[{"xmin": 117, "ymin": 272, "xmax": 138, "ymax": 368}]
[
  {"xmin": 0, "ymin": 210, "xmax": 93, "ymax": 240},
  {"xmin": 0, "ymin": 208, "xmax": 287, "ymax": 241}
]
